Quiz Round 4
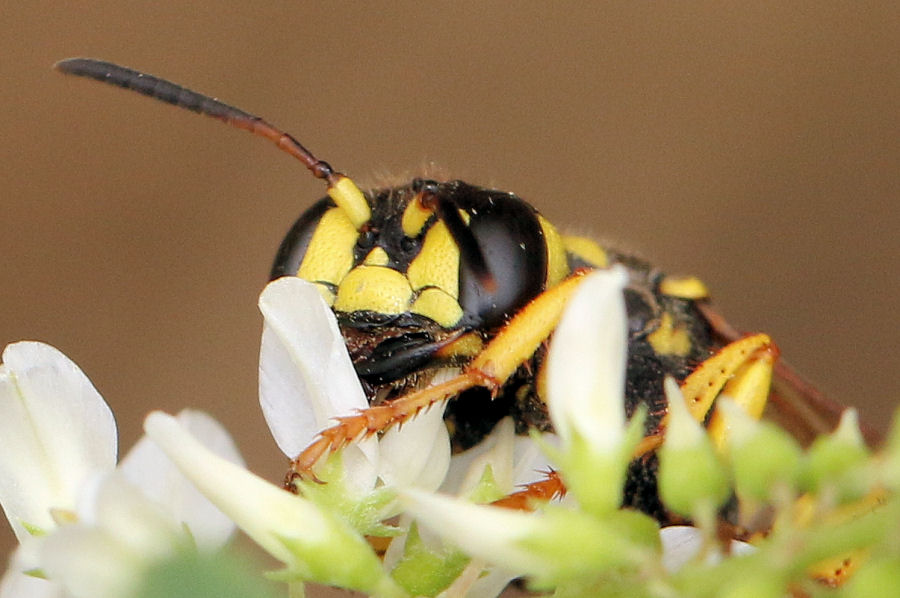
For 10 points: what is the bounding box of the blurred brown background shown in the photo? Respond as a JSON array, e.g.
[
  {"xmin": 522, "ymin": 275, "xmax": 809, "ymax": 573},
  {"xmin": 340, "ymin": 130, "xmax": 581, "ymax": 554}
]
[{"xmin": 2, "ymin": 1, "xmax": 898, "ymax": 588}]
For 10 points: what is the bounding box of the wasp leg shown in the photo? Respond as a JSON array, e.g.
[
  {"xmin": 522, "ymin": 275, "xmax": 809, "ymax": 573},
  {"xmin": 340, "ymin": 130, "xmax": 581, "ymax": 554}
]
[
  {"xmin": 490, "ymin": 471, "xmax": 566, "ymax": 510},
  {"xmin": 695, "ymin": 303, "xmax": 882, "ymax": 447},
  {"xmin": 677, "ymin": 333, "xmax": 778, "ymax": 449},
  {"xmin": 786, "ymin": 490, "xmax": 886, "ymax": 588},
  {"xmin": 288, "ymin": 272, "xmax": 590, "ymax": 483}
]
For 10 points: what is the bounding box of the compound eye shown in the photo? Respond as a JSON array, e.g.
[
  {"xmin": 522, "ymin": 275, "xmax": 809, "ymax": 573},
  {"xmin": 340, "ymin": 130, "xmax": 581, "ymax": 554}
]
[
  {"xmin": 455, "ymin": 189, "xmax": 547, "ymax": 329},
  {"xmin": 269, "ymin": 197, "xmax": 333, "ymax": 279}
]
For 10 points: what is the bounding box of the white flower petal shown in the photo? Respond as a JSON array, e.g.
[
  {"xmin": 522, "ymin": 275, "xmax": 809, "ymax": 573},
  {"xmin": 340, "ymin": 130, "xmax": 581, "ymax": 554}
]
[
  {"xmin": 7, "ymin": 534, "xmax": 42, "ymax": 577},
  {"xmin": 147, "ymin": 410, "xmax": 399, "ymax": 595},
  {"xmin": 74, "ymin": 473, "xmax": 185, "ymax": 559},
  {"xmin": 454, "ymin": 417, "xmax": 516, "ymax": 498},
  {"xmin": 378, "ymin": 401, "xmax": 450, "ymax": 491},
  {"xmin": 462, "ymin": 567, "xmax": 520, "ymax": 598},
  {"xmin": 40, "ymin": 525, "xmax": 144, "ymax": 598},
  {"xmin": 440, "ymin": 420, "xmax": 555, "ymax": 499},
  {"xmin": 0, "ymin": 569, "xmax": 66, "ymax": 598},
  {"xmin": 0, "ymin": 342, "xmax": 117, "ymax": 541},
  {"xmin": 119, "ymin": 409, "xmax": 242, "ymax": 550},
  {"xmin": 659, "ymin": 526, "xmax": 755, "ymax": 573},
  {"xmin": 258, "ymin": 278, "xmax": 377, "ymax": 469},
  {"xmin": 511, "ymin": 434, "xmax": 556, "ymax": 488},
  {"xmin": 144, "ymin": 411, "xmax": 337, "ymax": 564},
  {"xmin": 400, "ymin": 488, "xmax": 545, "ymax": 575},
  {"xmin": 37, "ymin": 473, "xmax": 188, "ymax": 598},
  {"xmin": 546, "ymin": 267, "xmax": 628, "ymax": 452}
]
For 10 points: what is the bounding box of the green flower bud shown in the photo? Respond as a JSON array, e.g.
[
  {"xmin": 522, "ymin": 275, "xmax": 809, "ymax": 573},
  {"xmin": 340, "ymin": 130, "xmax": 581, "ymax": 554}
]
[
  {"xmin": 659, "ymin": 379, "xmax": 730, "ymax": 518},
  {"xmin": 803, "ymin": 409, "xmax": 870, "ymax": 501},
  {"xmin": 718, "ymin": 399, "xmax": 802, "ymax": 501},
  {"xmin": 386, "ymin": 524, "xmax": 468, "ymax": 597},
  {"xmin": 719, "ymin": 575, "xmax": 784, "ymax": 598},
  {"xmin": 400, "ymin": 489, "xmax": 659, "ymax": 589},
  {"xmin": 843, "ymin": 557, "xmax": 900, "ymax": 598}
]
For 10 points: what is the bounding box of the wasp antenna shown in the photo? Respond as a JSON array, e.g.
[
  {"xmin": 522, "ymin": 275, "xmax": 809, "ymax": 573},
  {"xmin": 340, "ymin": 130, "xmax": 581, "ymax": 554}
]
[{"xmin": 55, "ymin": 58, "xmax": 371, "ymax": 228}]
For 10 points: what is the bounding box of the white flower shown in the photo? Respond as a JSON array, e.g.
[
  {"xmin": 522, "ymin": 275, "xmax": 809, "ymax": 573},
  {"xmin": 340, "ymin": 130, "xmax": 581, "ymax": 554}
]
[
  {"xmin": 144, "ymin": 412, "xmax": 403, "ymax": 597},
  {"xmin": 398, "ymin": 268, "xmax": 760, "ymax": 592},
  {"xmin": 0, "ymin": 342, "xmax": 116, "ymax": 541},
  {"xmin": 545, "ymin": 267, "xmax": 638, "ymax": 515},
  {"xmin": 134, "ymin": 277, "xmax": 558, "ymax": 596},
  {"xmin": 257, "ymin": 274, "xmax": 555, "ymax": 502},
  {"xmin": 258, "ymin": 276, "xmax": 452, "ymax": 494},
  {"xmin": 658, "ymin": 526, "xmax": 755, "ymax": 573},
  {"xmin": 546, "ymin": 266, "xmax": 629, "ymax": 454},
  {"xmin": 0, "ymin": 341, "xmax": 241, "ymax": 598}
]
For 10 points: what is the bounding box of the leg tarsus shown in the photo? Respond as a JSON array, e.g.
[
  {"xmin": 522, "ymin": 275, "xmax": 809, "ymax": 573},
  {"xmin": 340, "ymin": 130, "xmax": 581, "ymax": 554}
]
[
  {"xmin": 491, "ymin": 470, "xmax": 566, "ymax": 510},
  {"xmin": 289, "ymin": 370, "xmax": 489, "ymax": 481}
]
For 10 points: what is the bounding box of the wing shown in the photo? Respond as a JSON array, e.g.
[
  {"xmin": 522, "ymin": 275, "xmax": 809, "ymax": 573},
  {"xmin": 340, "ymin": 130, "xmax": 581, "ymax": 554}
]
[{"xmin": 696, "ymin": 303, "xmax": 882, "ymax": 447}]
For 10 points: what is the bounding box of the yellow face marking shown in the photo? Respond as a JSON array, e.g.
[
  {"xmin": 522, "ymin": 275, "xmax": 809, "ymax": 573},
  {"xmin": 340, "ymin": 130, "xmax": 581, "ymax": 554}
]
[
  {"xmin": 406, "ymin": 221, "xmax": 460, "ymax": 298},
  {"xmin": 333, "ymin": 265, "xmax": 413, "ymax": 314},
  {"xmin": 401, "ymin": 196, "xmax": 433, "ymax": 237},
  {"xmin": 410, "ymin": 287, "xmax": 464, "ymax": 327},
  {"xmin": 363, "ymin": 247, "xmax": 390, "ymax": 266},
  {"xmin": 538, "ymin": 215, "xmax": 570, "ymax": 287},
  {"xmin": 297, "ymin": 208, "xmax": 357, "ymax": 286},
  {"xmin": 562, "ymin": 235, "xmax": 608, "ymax": 268},
  {"xmin": 659, "ymin": 275, "xmax": 709, "ymax": 300},
  {"xmin": 647, "ymin": 313, "xmax": 692, "ymax": 357},
  {"xmin": 327, "ymin": 175, "xmax": 371, "ymax": 230}
]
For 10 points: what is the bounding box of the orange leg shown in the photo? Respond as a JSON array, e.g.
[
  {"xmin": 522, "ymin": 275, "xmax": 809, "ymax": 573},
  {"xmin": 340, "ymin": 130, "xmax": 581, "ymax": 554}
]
[
  {"xmin": 288, "ymin": 370, "xmax": 493, "ymax": 483},
  {"xmin": 490, "ymin": 471, "xmax": 566, "ymax": 510},
  {"xmin": 287, "ymin": 272, "xmax": 589, "ymax": 484}
]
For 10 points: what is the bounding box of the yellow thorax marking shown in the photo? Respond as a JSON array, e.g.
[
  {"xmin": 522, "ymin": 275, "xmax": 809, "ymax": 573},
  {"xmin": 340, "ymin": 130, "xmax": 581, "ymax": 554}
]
[
  {"xmin": 647, "ymin": 313, "xmax": 692, "ymax": 357},
  {"xmin": 659, "ymin": 275, "xmax": 709, "ymax": 300},
  {"xmin": 562, "ymin": 235, "xmax": 608, "ymax": 268},
  {"xmin": 538, "ymin": 216, "xmax": 570, "ymax": 287}
]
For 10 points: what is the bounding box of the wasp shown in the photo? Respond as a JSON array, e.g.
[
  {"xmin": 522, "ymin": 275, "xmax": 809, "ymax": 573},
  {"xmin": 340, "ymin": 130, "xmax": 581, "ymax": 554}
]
[{"xmin": 56, "ymin": 58, "xmax": 861, "ymax": 525}]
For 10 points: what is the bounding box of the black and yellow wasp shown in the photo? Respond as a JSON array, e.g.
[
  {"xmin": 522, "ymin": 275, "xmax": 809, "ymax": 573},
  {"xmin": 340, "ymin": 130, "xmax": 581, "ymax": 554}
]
[{"xmin": 56, "ymin": 58, "xmax": 857, "ymax": 524}]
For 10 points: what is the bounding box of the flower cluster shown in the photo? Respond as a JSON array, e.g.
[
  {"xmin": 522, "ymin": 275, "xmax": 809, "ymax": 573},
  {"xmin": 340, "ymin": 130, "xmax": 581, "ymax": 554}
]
[
  {"xmin": 2, "ymin": 270, "xmax": 899, "ymax": 598},
  {"xmin": 0, "ymin": 343, "xmax": 242, "ymax": 598}
]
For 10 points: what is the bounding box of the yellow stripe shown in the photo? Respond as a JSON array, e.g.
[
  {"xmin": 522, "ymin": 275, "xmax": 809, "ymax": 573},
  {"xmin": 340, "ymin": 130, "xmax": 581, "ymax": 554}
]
[
  {"xmin": 327, "ymin": 175, "xmax": 371, "ymax": 229},
  {"xmin": 297, "ymin": 208, "xmax": 357, "ymax": 285},
  {"xmin": 407, "ymin": 221, "xmax": 460, "ymax": 298},
  {"xmin": 539, "ymin": 215, "xmax": 570, "ymax": 287},
  {"xmin": 334, "ymin": 266, "xmax": 413, "ymax": 314},
  {"xmin": 562, "ymin": 235, "xmax": 608, "ymax": 268}
]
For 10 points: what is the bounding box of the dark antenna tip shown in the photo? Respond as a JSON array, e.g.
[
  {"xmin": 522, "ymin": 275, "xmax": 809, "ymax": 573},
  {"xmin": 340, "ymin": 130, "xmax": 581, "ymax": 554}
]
[
  {"xmin": 53, "ymin": 57, "xmax": 328, "ymax": 177},
  {"xmin": 54, "ymin": 57, "xmax": 81, "ymax": 72},
  {"xmin": 54, "ymin": 57, "xmax": 116, "ymax": 77},
  {"xmin": 55, "ymin": 57, "xmax": 373, "ymax": 228}
]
